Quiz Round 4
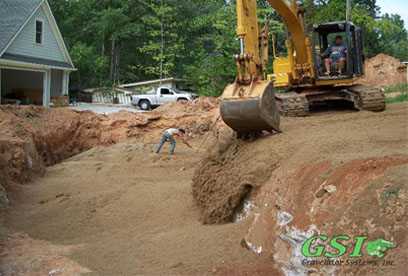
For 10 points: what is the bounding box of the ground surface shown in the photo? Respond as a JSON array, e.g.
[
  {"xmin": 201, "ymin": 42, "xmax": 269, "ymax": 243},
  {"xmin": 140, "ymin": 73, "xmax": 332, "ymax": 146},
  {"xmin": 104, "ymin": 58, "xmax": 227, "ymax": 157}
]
[
  {"xmin": 1, "ymin": 102, "xmax": 407, "ymax": 276},
  {"xmin": 1, "ymin": 142, "xmax": 278, "ymax": 276}
]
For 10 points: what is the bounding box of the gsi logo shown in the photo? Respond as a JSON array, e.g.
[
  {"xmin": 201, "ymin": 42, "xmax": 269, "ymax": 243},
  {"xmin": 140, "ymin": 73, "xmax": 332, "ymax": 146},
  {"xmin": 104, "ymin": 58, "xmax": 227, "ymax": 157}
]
[{"xmin": 301, "ymin": 236, "xmax": 395, "ymax": 258}]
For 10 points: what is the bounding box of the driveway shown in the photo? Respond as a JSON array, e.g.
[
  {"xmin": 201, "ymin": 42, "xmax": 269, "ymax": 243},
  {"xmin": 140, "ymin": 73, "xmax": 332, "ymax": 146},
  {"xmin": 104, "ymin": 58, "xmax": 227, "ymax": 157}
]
[{"xmin": 69, "ymin": 103, "xmax": 143, "ymax": 114}]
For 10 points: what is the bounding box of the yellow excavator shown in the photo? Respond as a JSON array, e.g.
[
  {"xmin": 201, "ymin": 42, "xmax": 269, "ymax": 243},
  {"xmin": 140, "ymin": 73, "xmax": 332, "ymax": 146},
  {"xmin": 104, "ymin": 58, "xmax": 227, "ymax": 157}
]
[{"xmin": 220, "ymin": 0, "xmax": 386, "ymax": 136}]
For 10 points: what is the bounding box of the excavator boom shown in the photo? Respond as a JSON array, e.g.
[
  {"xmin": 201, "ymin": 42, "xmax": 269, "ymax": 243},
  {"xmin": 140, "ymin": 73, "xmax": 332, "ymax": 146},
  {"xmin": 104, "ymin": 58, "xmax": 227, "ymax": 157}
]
[{"xmin": 265, "ymin": 0, "xmax": 308, "ymax": 65}]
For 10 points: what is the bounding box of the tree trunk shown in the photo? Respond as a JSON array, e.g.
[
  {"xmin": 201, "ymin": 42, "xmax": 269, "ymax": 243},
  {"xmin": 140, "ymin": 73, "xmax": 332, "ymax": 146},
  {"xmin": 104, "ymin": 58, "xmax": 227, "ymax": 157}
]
[
  {"xmin": 110, "ymin": 40, "xmax": 121, "ymax": 86},
  {"xmin": 101, "ymin": 38, "xmax": 105, "ymax": 56},
  {"xmin": 306, "ymin": 0, "xmax": 314, "ymax": 31},
  {"xmin": 110, "ymin": 40, "xmax": 116, "ymax": 85},
  {"xmin": 115, "ymin": 41, "xmax": 121, "ymax": 82}
]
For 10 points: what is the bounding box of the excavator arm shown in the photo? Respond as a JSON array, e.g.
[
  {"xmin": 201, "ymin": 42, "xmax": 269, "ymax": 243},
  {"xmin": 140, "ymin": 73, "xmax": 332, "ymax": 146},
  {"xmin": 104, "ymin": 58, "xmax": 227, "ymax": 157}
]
[
  {"xmin": 266, "ymin": 0, "xmax": 308, "ymax": 65},
  {"xmin": 220, "ymin": 0, "xmax": 314, "ymax": 135}
]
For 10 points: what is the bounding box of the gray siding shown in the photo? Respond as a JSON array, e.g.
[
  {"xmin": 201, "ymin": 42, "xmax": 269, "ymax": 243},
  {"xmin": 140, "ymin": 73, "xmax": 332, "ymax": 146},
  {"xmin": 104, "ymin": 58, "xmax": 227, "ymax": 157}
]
[{"xmin": 5, "ymin": 4, "xmax": 65, "ymax": 62}]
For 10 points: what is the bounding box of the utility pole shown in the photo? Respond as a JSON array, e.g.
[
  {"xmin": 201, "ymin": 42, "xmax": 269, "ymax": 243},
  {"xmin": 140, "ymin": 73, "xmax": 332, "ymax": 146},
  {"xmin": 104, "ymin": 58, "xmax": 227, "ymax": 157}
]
[{"xmin": 346, "ymin": 0, "xmax": 351, "ymax": 23}]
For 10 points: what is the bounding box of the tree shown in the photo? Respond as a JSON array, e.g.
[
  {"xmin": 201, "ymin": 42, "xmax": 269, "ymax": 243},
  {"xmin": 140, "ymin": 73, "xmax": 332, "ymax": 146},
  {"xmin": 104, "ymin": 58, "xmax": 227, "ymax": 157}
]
[{"xmin": 48, "ymin": 0, "xmax": 408, "ymax": 96}]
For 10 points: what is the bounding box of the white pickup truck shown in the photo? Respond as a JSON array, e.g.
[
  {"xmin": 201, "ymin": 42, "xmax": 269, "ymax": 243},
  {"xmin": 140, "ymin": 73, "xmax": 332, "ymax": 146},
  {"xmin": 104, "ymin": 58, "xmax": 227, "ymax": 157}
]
[{"xmin": 131, "ymin": 87, "xmax": 199, "ymax": 110}]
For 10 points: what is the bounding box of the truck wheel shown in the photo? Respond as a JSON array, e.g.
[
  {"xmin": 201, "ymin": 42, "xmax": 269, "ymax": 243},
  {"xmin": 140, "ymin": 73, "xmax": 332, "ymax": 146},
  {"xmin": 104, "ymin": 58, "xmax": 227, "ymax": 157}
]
[
  {"xmin": 177, "ymin": 98, "xmax": 188, "ymax": 102},
  {"xmin": 139, "ymin": 100, "xmax": 151, "ymax": 111}
]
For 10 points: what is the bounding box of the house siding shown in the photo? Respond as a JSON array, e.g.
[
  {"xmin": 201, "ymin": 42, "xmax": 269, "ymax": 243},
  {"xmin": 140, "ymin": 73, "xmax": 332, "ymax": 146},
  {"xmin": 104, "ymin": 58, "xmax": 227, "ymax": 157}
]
[{"xmin": 5, "ymin": 4, "xmax": 65, "ymax": 62}]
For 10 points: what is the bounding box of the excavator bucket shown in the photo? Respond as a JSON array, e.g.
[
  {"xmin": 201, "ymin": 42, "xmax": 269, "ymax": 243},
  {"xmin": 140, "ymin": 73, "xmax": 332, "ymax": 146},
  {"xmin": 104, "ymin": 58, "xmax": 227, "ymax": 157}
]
[{"xmin": 220, "ymin": 81, "xmax": 281, "ymax": 134}]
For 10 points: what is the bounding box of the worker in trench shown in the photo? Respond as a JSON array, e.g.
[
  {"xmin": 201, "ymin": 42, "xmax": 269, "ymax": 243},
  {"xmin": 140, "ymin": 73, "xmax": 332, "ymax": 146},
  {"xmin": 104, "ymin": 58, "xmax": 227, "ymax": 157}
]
[{"xmin": 155, "ymin": 128, "xmax": 192, "ymax": 155}]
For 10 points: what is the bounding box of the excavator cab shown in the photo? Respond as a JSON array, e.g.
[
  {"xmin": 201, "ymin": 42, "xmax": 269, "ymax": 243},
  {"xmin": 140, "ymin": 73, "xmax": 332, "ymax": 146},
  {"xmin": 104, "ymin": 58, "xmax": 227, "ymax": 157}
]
[{"xmin": 312, "ymin": 21, "xmax": 364, "ymax": 80}]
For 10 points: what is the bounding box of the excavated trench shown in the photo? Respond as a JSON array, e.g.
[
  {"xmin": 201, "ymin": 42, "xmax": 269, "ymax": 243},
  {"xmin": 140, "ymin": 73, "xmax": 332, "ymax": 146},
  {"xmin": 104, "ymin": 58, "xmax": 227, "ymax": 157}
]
[{"xmin": 0, "ymin": 98, "xmax": 220, "ymax": 209}]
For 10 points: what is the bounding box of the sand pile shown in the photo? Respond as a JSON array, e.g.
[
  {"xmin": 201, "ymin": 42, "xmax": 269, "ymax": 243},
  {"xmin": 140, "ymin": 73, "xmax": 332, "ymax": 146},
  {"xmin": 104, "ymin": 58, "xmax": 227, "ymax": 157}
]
[
  {"xmin": 358, "ymin": 53, "xmax": 407, "ymax": 88},
  {"xmin": 192, "ymin": 134, "xmax": 281, "ymax": 224},
  {"xmin": 0, "ymin": 97, "xmax": 220, "ymax": 208}
]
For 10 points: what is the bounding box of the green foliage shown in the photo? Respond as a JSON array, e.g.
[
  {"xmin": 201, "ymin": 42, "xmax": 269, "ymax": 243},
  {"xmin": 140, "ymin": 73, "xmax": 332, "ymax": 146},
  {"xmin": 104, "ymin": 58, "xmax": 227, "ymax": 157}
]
[
  {"xmin": 385, "ymin": 83, "xmax": 408, "ymax": 104},
  {"xmin": 385, "ymin": 83, "xmax": 408, "ymax": 94},
  {"xmin": 69, "ymin": 42, "xmax": 108, "ymax": 90},
  {"xmin": 386, "ymin": 93, "xmax": 408, "ymax": 104},
  {"xmin": 48, "ymin": 0, "xmax": 408, "ymax": 96},
  {"xmin": 311, "ymin": 0, "xmax": 408, "ymax": 59},
  {"xmin": 377, "ymin": 14, "xmax": 408, "ymax": 60},
  {"xmin": 138, "ymin": 0, "xmax": 181, "ymax": 76},
  {"xmin": 184, "ymin": 3, "xmax": 238, "ymax": 97}
]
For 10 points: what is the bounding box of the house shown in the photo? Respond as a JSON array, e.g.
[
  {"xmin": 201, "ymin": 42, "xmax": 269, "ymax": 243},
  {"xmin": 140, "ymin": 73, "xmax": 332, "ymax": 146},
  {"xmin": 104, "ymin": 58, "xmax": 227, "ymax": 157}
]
[
  {"xmin": 0, "ymin": 0, "xmax": 75, "ymax": 107},
  {"xmin": 118, "ymin": 78, "xmax": 189, "ymax": 93}
]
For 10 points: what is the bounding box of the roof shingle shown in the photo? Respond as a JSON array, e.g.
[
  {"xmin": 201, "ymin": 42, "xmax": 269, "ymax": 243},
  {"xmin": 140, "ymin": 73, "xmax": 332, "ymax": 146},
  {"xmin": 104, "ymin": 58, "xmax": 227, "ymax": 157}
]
[
  {"xmin": 0, "ymin": 0, "xmax": 43, "ymax": 54},
  {"xmin": 1, "ymin": 53, "xmax": 74, "ymax": 69}
]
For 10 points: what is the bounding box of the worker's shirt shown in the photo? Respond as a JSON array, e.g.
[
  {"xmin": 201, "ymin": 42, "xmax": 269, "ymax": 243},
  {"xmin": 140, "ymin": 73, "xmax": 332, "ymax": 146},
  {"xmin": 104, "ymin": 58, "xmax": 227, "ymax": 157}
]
[
  {"xmin": 326, "ymin": 42, "xmax": 346, "ymax": 60},
  {"xmin": 165, "ymin": 128, "xmax": 180, "ymax": 136}
]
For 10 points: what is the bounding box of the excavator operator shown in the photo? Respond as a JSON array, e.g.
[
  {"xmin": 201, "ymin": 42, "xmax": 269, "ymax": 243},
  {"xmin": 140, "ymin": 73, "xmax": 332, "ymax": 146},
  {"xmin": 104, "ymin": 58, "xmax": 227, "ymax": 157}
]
[{"xmin": 324, "ymin": 35, "xmax": 347, "ymax": 76}]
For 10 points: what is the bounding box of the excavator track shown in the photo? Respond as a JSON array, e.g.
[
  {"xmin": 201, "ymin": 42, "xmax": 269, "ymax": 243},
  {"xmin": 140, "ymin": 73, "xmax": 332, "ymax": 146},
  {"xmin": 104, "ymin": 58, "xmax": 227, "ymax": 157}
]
[
  {"xmin": 275, "ymin": 91, "xmax": 310, "ymax": 117},
  {"xmin": 347, "ymin": 85, "xmax": 386, "ymax": 112}
]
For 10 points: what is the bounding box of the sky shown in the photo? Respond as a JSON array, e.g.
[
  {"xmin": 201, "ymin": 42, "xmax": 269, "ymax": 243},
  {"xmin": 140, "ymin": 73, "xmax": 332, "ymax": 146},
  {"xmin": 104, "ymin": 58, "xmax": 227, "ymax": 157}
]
[{"xmin": 377, "ymin": 0, "xmax": 408, "ymax": 29}]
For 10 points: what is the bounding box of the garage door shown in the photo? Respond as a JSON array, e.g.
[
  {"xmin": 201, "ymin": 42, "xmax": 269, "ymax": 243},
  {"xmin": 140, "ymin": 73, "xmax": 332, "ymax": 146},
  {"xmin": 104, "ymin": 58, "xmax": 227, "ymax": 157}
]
[{"xmin": 1, "ymin": 68, "xmax": 44, "ymax": 105}]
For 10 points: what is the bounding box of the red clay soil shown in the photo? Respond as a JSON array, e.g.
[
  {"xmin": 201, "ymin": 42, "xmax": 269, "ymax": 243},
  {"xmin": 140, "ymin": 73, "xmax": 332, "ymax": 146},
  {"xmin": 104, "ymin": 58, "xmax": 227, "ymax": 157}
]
[
  {"xmin": 193, "ymin": 102, "xmax": 408, "ymax": 275},
  {"xmin": 0, "ymin": 97, "xmax": 220, "ymax": 209},
  {"xmin": 0, "ymin": 233, "xmax": 91, "ymax": 276},
  {"xmin": 358, "ymin": 53, "xmax": 407, "ymax": 88}
]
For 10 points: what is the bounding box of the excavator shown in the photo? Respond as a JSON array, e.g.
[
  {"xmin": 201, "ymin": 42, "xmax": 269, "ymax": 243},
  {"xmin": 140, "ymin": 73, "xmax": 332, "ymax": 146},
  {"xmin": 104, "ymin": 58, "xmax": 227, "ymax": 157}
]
[{"xmin": 220, "ymin": 0, "xmax": 386, "ymax": 136}]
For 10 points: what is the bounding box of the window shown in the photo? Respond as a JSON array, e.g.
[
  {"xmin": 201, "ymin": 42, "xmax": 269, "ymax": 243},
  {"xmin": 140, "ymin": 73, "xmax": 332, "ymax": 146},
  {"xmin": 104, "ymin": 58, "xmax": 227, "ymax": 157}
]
[
  {"xmin": 35, "ymin": 20, "xmax": 43, "ymax": 44},
  {"xmin": 161, "ymin": 88, "xmax": 172, "ymax": 95}
]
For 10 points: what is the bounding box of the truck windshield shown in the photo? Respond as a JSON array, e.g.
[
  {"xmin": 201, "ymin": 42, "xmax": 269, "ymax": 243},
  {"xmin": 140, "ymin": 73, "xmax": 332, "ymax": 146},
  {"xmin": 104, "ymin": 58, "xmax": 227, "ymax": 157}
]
[{"xmin": 173, "ymin": 88, "xmax": 184, "ymax": 94}]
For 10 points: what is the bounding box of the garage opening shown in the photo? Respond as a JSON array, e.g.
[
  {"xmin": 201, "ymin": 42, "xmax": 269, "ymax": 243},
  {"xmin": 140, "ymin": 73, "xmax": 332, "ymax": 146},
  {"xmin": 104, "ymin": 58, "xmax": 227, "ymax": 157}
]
[{"xmin": 1, "ymin": 68, "xmax": 44, "ymax": 105}]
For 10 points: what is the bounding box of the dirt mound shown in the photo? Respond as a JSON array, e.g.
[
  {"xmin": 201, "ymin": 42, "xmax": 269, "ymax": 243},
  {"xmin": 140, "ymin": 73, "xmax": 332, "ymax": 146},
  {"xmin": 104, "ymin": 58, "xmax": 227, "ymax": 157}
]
[
  {"xmin": 192, "ymin": 102, "xmax": 408, "ymax": 275},
  {"xmin": 0, "ymin": 233, "xmax": 90, "ymax": 276},
  {"xmin": 358, "ymin": 53, "xmax": 407, "ymax": 88},
  {"xmin": 0, "ymin": 98, "xmax": 220, "ymax": 209},
  {"xmin": 192, "ymin": 133, "xmax": 281, "ymax": 224}
]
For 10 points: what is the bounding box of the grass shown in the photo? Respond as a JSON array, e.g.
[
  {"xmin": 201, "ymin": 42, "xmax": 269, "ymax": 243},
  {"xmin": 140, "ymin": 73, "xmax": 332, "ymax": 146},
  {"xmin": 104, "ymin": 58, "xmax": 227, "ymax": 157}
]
[
  {"xmin": 384, "ymin": 82, "xmax": 408, "ymax": 104},
  {"xmin": 384, "ymin": 83, "xmax": 408, "ymax": 94},
  {"xmin": 386, "ymin": 93, "xmax": 408, "ymax": 104}
]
